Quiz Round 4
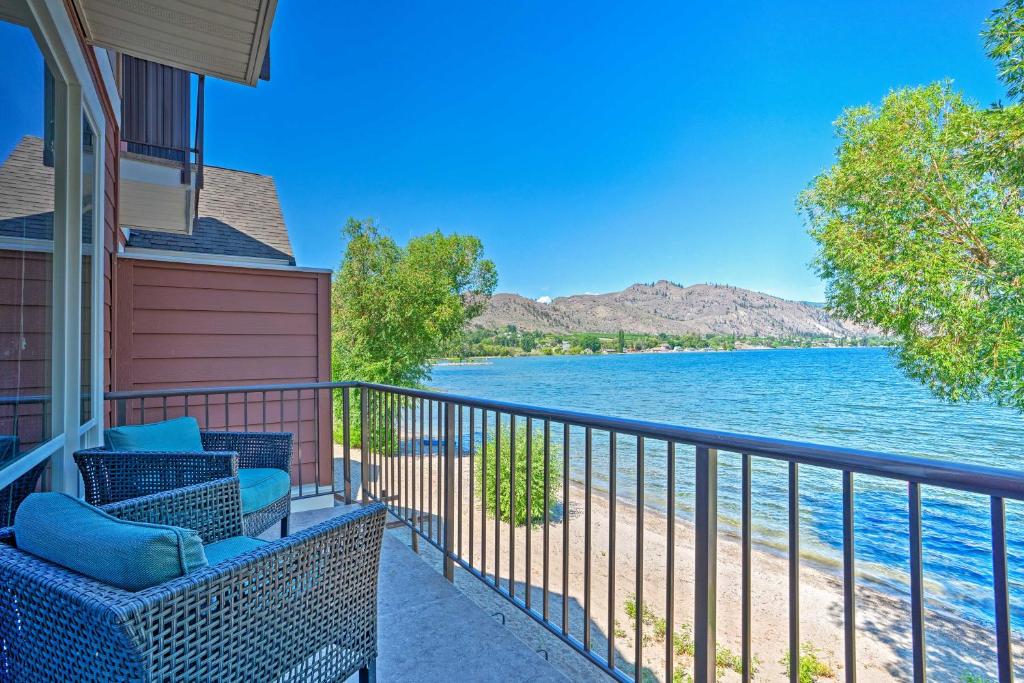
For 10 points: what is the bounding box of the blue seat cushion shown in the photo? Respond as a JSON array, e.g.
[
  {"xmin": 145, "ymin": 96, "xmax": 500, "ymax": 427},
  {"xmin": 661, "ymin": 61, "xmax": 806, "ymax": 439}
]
[
  {"xmin": 238, "ymin": 468, "xmax": 290, "ymax": 514},
  {"xmin": 104, "ymin": 416, "xmax": 204, "ymax": 452},
  {"xmin": 14, "ymin": 492, "xmax": 207, "ymax": 591},
  {"xmin": 203, "ymin": 535, "xmax": 269, "ymax": 565}
]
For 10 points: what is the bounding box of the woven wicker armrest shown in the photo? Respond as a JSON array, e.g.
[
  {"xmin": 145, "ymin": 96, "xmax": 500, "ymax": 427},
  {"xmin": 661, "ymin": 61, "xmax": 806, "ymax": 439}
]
[
  {"xmin": 102, "ymin": 477, "xmax": 244, "ymax": 543},
  {"xmin": 201, "ymin": 430, "xmax": 292, "ymax": 472},
  {"xmin": 0, "ymin": 535, "xmax": 149, "ymax": 681},
  {"xmin": 74, "ymin": 448, "xmax": 238, "ymax": 506},
  {"xmin": 124, "ymin": 502, "xmax": 388, "ymax": 682}
]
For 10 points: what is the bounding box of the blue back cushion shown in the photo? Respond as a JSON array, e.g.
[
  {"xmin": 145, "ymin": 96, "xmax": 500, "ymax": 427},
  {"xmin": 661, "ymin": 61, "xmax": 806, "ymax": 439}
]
[
  {"xmin": 104, "ymin": 416, "xmax": 204, "ymax": 452},
  {"xmin": 14, "ymin": 493, "xmax": 208, "ymax": 591}
]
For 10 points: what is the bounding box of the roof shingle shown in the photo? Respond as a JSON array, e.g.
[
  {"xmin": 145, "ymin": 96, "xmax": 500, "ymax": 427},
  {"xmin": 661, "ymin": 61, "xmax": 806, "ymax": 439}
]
[
  {"xmin": 128, "ymin": 165, "xmax": 294, "ymax": 263},
  {"xmin": 0, "ymin": 136, "xmax": 295, "ymax": 265}
]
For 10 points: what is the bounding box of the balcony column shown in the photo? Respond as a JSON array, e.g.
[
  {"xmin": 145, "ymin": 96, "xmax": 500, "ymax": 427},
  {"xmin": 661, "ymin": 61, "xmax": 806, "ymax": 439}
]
[{"xmin": 693, "ymin": 446, "xmax": 718, "ymax": 682}]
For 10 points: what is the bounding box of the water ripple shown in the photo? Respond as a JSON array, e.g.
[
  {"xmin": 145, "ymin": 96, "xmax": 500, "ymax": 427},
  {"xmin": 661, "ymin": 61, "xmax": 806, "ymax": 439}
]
[{"xmin": 432, "ymin": 348, "xmax": 1024, "ymax": 631}]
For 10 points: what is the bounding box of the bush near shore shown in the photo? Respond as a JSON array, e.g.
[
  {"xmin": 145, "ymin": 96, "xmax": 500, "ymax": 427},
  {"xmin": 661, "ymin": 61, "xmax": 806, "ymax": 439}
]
[{"xmin": 476, "ymin": 425, "xmax": 561, "ymax": 526}]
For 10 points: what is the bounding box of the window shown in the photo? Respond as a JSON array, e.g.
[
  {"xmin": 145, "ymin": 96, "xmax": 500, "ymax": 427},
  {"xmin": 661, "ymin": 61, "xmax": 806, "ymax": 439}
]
[
  {"xmin": 0, "ymin": 14, "xmax": 56, "ymax": 465},
  {"xmin": 80, "ymin": 114, "xmax": 95, "ymax": 424},
  {"xmin": 0, "ymin": 1, "xmax": 107, "ymax": 494}
]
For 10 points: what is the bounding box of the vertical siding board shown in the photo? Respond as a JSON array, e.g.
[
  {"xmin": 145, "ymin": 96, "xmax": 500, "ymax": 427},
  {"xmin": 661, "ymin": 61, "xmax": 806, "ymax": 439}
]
[
  {"xmin": 316, "ymin": 272, "xmax": 331, "ymax": 486},
  {"xmin": 122, "ymin": 55, "xmax": 190, "ymax": 163}
]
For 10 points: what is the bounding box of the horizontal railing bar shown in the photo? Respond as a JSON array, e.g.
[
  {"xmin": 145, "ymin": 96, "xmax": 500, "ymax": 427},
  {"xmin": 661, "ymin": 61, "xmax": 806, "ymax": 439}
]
[
  {"xmin": 0, "ymin": 395, "xmax": 51, "ymax": 405},
  {"xmin": 104, "ymin": 381, "xmax": 359, "ymax": 400},
  {"xmin": 103, "ymin": 380, "xmax": 1024, "ymax": 500},
  {"xmin": 358, "ymin": 383, "xmax": 1024, "ymax": 500}
]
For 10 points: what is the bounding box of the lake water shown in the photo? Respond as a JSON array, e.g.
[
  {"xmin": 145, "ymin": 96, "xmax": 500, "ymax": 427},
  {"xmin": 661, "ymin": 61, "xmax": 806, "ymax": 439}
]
[{"xmin": 430, "ymin": 348, "xmax": 1024, "ymax": 632}]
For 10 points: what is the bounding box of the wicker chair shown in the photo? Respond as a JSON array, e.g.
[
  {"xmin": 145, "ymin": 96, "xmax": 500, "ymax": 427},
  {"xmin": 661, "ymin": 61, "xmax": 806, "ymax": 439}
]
[
  {"xmin": 0, "ymin": 436, "xmax": 47, "ymax": 528},
  {"xmin": 75, "ymin": 430, "xmax": 292, "ymax": 536},
  {"xmin": 0, "ymin": 462, "xmax": 47, "ymax": 528},
  {"xmin": 0, "ymin": 478, "xmax": 387, "ymax": 683}
]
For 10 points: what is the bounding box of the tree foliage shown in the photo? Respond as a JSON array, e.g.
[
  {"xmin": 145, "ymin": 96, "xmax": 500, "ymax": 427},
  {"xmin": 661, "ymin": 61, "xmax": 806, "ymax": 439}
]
[
  {"xmin": 800, "ymin": 82, "xmax": 1024, "ymax": 410},
  {"xmin": 984, "ymin": 0, "xmax": 1024, "ymax": 101},
  {"xmin": 332, "ymin": 218, "xmax": 497, "ymax": 387}
]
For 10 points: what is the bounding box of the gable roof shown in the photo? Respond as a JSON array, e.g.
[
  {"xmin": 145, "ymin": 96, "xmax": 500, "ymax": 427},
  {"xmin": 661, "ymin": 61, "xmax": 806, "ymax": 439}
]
[
  {"xmin": 127, "ymin": 165, "xmax": 295, "ymax": 264},
  {"xmin": 127, "ymin": 163, "xmax": 294, "ymax": 264},
  {"xmin": 0, "ymin": 136, "xmax": 55, "ymax": 241},
  {"xmin": 0, "ymin": 136, "xmax": 295, "ymax": 265}
]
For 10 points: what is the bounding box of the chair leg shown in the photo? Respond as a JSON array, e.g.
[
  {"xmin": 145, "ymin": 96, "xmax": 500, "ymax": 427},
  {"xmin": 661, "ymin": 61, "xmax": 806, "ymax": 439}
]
[
  {"xmin": 358, "ymin": 658, "xmax": 376, "ymax": 683},
  {"xmin": 280, "ymin": 515, "xmax": 289, "ymax": 537}
]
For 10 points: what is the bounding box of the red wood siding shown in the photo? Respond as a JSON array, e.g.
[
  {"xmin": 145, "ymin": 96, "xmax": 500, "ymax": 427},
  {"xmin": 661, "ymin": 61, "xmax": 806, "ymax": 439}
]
[
  {"xmin": 0, "ymin": 250, "xmax": 53, "ymax": 449},
  {"xmin": 113, "ymin": 259, "xmax": 332, "ymax": 486}
]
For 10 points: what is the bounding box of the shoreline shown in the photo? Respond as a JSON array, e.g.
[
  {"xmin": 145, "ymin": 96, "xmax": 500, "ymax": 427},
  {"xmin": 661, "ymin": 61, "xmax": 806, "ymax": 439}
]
[
  {"xmin": 343, "ymin": 447, "xmax": 1023, "ymax": 681},
  {"xmin": 433, "ymin": 346, "xmax": 891, "ymax": 364}
]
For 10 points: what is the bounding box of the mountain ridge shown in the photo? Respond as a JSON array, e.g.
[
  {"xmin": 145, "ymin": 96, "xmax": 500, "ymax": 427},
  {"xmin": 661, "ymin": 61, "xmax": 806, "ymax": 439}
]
[{"xmin": 470, "ymin": 280, "xmax": 872, "ymax": 338}]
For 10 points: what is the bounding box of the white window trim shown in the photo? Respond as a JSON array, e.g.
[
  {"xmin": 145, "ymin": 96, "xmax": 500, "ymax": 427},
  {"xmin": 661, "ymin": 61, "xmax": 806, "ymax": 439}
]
[
  {"xmin": 82, "ymin": 103, "xmax": 105, "ymax": 451},
  {"xmin": 0, "ymin": 435, "xmax": 63, "ymax": 491},
  {"xmin": 0, "ymin": 0, "xmax": 109, "ymax": 495}
]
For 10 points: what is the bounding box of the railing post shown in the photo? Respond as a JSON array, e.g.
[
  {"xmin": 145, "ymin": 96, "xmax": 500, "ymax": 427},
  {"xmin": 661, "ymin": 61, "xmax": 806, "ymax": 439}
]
[
  {"xmin": 694, "ymin": 446, "xmax": 718, "ymax": 682},
  {"xmin": 360, "ymin": 386, "xmax": 369, "ymax": 505},
  {"xmin": 443, "ymin": 401, "xmax": 456, "ymax": 582},
  {"xmin": 342, "ymin": 387, "xmax": 352, "ymax": 504},
  {"xmin": 116, "ymin": 398, "xmax": 127, "ymax": 427}
]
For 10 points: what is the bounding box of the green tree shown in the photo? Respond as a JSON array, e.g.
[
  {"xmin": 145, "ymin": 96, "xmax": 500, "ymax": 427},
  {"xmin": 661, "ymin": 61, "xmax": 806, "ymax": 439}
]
[
  {"xmin": 617, "ymin": 329, "xmax": 626, "ymax": 353},
  {"xmin": 800, "ymin": 80, "xmax": 1024, "ymax": 410},
  {"xmin": 579, "ymin": 333, "xmax": 601, "ymax": 353},
  {"xmin": 332, "ymin": 218, "xmax": 497, "ymax": 387},
  {"xmin": 984, "ymin": 0, "xmax": 1024, "ymax": 101},
  {"xmin": 332, "ymin": 219, "xmax": 497, "ymax": 443}
]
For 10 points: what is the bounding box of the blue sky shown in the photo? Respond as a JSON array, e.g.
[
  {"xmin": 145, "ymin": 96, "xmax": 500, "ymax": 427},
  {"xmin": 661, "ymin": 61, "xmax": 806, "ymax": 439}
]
[{"xmin": 1, "ymin": 2, "xmax": 1008, "ymax": 301}]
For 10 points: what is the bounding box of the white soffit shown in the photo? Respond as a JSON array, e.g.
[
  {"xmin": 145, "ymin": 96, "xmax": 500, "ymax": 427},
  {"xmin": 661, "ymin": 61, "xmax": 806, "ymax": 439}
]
[{"xmin": 71, "ymin": 0, "xmax": 275, "ymax": 86}]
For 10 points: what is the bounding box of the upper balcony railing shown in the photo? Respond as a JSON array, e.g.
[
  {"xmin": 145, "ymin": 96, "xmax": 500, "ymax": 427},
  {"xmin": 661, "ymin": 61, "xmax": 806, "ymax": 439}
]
[
  {"xmin": 120, "ymin": 55, "xmax": 204, "ymax": 194},
  {"xmin": 102, "ymin": 380, "xmax": 1024, "ymax": 683}
]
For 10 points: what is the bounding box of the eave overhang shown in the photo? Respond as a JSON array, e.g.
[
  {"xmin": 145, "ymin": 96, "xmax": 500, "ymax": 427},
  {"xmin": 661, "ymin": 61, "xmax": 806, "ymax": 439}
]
[{"xmin": 69, "ymin": 0, "xmax": 276, "ymax": 86}]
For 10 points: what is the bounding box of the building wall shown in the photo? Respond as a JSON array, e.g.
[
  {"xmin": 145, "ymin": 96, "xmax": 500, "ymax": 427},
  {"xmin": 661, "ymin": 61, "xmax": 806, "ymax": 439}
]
[
  {"xmin": 112, "ymin": 258, "xmax": 332, "ymax": 486},
  {"xmin": 0, "ymin": 250, "xmax": 53, "ymax": 451}
]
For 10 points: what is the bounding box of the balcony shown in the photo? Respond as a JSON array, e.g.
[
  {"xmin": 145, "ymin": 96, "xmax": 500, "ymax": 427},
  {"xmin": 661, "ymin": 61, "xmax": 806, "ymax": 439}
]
[
  {"xmin": 281, "ymin": 505, "xmax": 567, "ymax": 682},
  {"xmin": 94, "ymin": 381, "xmax": 1024, "ymax": 683},
  {"xmin": 119, "ymin": 54, "xmax": 205, "ymax": 235}
]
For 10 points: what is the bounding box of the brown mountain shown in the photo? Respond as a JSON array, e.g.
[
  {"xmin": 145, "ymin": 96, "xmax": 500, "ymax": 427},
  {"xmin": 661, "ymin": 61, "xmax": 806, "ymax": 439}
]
[{"xmin": 470, "ymin": 281, "xmax": 871, "ymax": 338}]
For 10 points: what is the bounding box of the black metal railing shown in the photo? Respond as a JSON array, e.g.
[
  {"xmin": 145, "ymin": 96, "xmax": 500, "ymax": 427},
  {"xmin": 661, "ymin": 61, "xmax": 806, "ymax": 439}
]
[
  {"xmin": 102, "ymin": 380, "xmax": 1024, "ymax": 683},
  {"xmin": 356, "ymin": 382, "xmax": 1023, "ymax": 683},
  {"xmin": 105, "ymin": 382, "xmax": 354, "ymax": 501}
]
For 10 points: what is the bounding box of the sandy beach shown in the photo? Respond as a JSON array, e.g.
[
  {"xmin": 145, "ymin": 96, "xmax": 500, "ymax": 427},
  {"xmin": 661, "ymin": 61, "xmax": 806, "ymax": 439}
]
[{"xmin": 344, "ymin": 446, "xmax": 1023, "ymax": 681}]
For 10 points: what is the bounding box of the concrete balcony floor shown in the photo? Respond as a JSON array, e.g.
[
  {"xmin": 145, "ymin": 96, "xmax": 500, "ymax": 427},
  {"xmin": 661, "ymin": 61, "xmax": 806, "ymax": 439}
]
[{"xmin": 267, "ymin": 504, "xmax": 570, "ymax": 683}]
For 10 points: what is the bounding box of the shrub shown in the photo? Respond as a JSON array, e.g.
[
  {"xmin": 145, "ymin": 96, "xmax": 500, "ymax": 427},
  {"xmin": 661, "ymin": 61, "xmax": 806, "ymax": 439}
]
[
  {"xmin": 625, "ymin": 593, "xmax": 664, "ymax": 645},
  {"xmin": 332, "ymin": 389, "xmax": 361, "ymax": 448},
  {"xmin": 333, "ymin": 391, "xmax": 398, "ymax": 452},
  {"xmin": 477, "ymin": 425, "xmax": 561, "ymax": 526},
  {"xmin": 673, "ymin": 624, "xmax": 695, "ymax": 657},
  {"xmin": 626, "ymin": 597, "xmax": 751, "ymax": 679},
  {"xmin": 781, "ymin": 643, "xmax": 835, "ymax": 683}
]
